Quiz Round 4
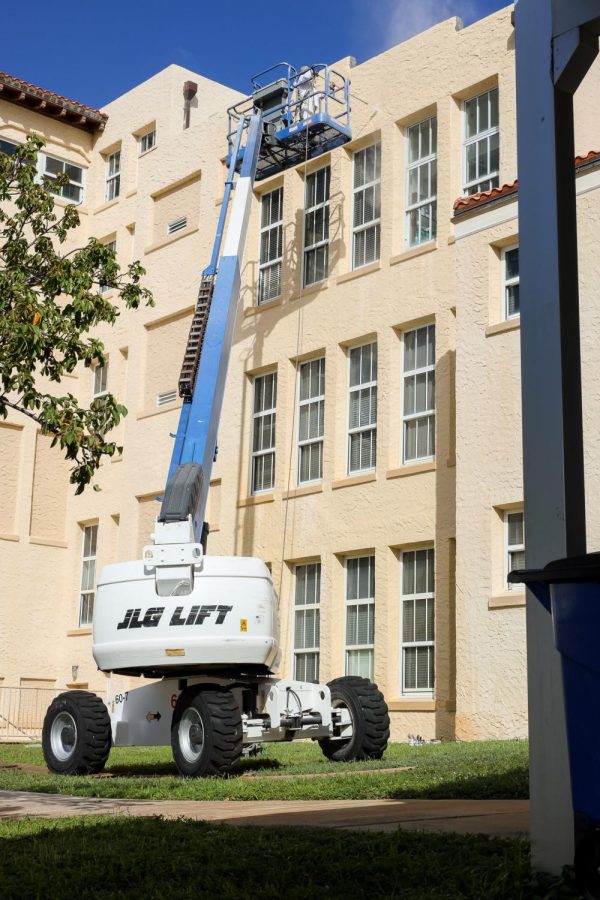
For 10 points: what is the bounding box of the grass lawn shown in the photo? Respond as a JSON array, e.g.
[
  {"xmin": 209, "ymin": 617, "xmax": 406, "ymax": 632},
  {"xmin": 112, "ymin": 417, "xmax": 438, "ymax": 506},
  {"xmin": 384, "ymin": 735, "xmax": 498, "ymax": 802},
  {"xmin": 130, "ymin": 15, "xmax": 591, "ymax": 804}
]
[
  {"xmin": 0, "ymin": 739, "xmax": 529, "ymax": 801},
  {"xmin": 0, "ymin": 816, "xmax": 580, "ymax": 900}
]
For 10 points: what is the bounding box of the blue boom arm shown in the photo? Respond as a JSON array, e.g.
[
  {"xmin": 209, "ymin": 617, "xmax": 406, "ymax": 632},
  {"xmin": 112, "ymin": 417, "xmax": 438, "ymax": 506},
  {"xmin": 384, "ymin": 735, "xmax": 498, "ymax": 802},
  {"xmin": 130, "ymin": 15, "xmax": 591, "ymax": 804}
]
[{"xmin": 157, "ymin": 115, "xmax": 263, "ymax": 544}]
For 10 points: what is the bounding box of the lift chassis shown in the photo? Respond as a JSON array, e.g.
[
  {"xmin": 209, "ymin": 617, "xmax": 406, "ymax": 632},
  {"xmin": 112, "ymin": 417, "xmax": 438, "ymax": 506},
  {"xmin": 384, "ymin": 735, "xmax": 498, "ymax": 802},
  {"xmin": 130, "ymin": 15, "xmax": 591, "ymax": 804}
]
[
  {"xmin": 42, "ymin": 64, "xmax": 390, "ymax": 778},
  {"xmin": 43, "ymin": 672, "xmax": 389, "ymax": 777}
]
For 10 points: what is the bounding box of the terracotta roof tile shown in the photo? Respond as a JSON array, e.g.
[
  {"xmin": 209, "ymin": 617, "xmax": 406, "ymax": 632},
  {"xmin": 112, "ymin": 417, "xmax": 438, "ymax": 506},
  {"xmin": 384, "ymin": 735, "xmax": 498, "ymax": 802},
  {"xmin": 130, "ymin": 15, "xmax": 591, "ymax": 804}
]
[
  {"xmin": 453, "ymin": 150, "xmax": 600, "ymax": 216},
  {"xmin": 0, "ymin": 71, "xmax": 107, "ymax": 132}
]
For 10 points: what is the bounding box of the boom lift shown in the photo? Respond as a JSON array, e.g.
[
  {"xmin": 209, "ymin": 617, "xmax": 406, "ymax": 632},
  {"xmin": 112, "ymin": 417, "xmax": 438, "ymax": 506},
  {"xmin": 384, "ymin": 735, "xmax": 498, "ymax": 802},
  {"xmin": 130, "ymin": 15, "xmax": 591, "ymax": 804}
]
[{"xmin": 42, "ymin": 64, "xmax": 389, "ymax": 777}]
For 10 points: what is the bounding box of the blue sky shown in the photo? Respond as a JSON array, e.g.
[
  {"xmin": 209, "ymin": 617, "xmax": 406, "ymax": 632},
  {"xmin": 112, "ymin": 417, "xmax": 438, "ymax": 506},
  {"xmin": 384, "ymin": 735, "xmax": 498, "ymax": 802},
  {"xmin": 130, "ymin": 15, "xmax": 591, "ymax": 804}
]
[{"xmin": 4, "ymin": 0, "xmax": 508, "ymax": 109}]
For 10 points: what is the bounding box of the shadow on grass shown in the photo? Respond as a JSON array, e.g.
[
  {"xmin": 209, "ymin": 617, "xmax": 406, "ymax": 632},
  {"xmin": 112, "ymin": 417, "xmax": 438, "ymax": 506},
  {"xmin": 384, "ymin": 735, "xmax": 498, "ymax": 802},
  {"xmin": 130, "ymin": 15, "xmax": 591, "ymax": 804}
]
[
  {"xmin": 0, "ymin": 816, "xmax": 568, "ymax": 900},
  {"xmin": 105, "ymin": 756, "xmax": 282, "ymax": 779},
  {"xmin": 387, "ymin": 768, "xmax": 529, "ymax": 802}
]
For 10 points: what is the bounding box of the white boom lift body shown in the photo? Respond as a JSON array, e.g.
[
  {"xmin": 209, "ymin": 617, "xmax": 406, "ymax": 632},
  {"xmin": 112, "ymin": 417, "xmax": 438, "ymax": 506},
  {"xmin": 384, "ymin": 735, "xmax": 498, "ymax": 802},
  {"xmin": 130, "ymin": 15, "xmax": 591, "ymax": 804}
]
[{"xmin": 42, "ymin": 65, "xmax": 389, "ymax": 777}]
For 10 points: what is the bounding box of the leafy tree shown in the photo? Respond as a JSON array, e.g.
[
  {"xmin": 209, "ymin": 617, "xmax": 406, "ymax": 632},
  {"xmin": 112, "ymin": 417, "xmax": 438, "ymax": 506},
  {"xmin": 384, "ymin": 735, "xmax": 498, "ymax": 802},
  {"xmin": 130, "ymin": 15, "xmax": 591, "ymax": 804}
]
[{"xmin": 0, "ymin": 137, "xmax": 153, "ymax": 493}]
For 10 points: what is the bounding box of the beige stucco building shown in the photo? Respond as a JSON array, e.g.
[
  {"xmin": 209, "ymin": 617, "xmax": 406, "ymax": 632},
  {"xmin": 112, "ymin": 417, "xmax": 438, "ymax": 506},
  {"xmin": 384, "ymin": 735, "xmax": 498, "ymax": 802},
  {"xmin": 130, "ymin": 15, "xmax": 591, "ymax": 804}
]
[{"xmin": 2, "ymin": 5, "xmax": 600, "ymax": 743}]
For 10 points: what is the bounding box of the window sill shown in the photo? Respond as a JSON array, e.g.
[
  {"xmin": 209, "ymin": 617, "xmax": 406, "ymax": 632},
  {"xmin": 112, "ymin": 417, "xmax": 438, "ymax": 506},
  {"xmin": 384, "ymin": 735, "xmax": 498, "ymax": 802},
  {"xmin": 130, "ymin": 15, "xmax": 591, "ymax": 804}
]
[
  {"xmin": 489, "ymin": 593, "xmax": 526, "ymax": 609},
  {"xmin": 332, "ymin": 472, "xmax": 376, "ymax": 490},
  {"xmin": 0, "ymin": 532, "xmax": 19, "ymax": 542},
  {"xmin": 126, "ymin": 188, "xmax": 138, "ymax": 198},
  {"xmin": 291, "ymin": 280, "xmax": 329, "ymax": 301},
  {"xmin": 390, "ymin": 241, "xmax": 437, "ymax": 266},
  {"xmin": 282, "ymin": 483, "xmax": 323, "ymax": 500},
  {"xmin": 29, "ymin": 536, "xmax": 68, "ymax": 549},
  {"xmin": 485, "ymin": 317, "xmax": 520, "ymax": 338},
  {"xmin": 137, "ymin": 403, "xmax": 182, "ymax": 420},
  {"xmin": 237, "ymin": 493, "xmax": 275, "ymax": 508},
  {"xmin": 386, "ymin": 461, "xmax": 436, "ymax": 480},
  {"xmin": 336, "ymin": 261, "xmax": 381, "ymax": 285},
  {"xmin": 388, "ymin": 698, "xmax": 436, "ymax": 712},
  {"xmin": 145, "ymin": 225, "xmax": 199, "ymax": 255},
  {"xmin": 93, "ymin": 197, "xmax": 120, "ymax": 215},
  {"xmin": 245, "ymin": 298, "xmax": 283, "ymax": 317},
  {"xmin": 67, "ymin": 628, "xmax": 92, "ymax": 637}
]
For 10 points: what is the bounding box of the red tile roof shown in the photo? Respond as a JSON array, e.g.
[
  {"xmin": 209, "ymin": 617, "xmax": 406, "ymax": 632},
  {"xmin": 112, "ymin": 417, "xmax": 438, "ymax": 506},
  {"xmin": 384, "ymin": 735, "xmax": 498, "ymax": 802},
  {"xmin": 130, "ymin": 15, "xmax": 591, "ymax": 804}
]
[
  {"xmin": 453, "ymin": 150, "xmax": 600, "ymax": 216},
  {"xmin": 0, "ymin": 71, "xmax": 107, "ymax": 132}
]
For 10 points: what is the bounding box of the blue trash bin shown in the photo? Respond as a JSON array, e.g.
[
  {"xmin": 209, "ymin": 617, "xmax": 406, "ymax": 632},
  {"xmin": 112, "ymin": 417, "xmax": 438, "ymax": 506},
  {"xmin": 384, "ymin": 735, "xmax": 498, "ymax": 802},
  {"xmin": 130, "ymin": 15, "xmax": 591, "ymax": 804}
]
[{"xmin": 510, "ymin": 553, "xmax": 600, "ymax": 898}]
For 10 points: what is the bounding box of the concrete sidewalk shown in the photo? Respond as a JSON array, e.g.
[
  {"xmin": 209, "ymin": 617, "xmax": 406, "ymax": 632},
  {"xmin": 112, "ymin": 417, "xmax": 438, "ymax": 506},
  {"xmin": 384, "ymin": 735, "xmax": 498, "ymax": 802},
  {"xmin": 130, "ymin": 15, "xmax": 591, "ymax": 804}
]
[{"xmin": 0, "ymin": 791, "xmax": 529, "ymax": 836}]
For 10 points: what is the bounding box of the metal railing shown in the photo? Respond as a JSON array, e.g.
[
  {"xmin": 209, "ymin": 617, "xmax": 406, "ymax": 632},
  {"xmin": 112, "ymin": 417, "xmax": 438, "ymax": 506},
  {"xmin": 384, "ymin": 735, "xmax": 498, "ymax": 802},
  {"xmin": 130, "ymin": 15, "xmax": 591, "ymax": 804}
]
[{"xmin": 0, "ymin": 687, "xmax": 103, "ymax": 742}]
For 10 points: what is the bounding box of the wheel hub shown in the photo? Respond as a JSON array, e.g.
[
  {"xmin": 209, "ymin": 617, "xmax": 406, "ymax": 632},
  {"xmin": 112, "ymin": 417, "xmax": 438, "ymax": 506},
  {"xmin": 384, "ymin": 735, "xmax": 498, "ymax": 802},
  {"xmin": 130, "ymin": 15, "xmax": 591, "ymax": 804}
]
[
  {"xmin": 189, "ymin": 724, "xmax": 203, "ymax": 745},
  {"xmin": 179, "ymin": 707, "xmax": 205, "ymax": 763},
  {"xmin": 61, "ymin": 726, "xmax": 75, "ymax": 748},
  {"xmin": 49, "ymin": 712, "xmax": 78, "ymax": 762}
]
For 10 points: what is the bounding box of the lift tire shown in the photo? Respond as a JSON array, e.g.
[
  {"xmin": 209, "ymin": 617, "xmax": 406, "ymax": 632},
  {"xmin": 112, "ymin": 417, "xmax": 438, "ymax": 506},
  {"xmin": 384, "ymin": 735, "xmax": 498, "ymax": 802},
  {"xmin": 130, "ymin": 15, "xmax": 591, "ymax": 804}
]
[
  {"xmin": 575, "ymin": 830, "xmax": 600, "ymax": 900},
  {"xmin": 171, "ymin": 687, "xmax": 243, "ymax": 777},
  {"xmin": 42, "ymin": 690, "xmax": 111, "ymax": 775},
  {"xmin": 319, "ymin": 676, "xmax": 390, "ymax": 762}
]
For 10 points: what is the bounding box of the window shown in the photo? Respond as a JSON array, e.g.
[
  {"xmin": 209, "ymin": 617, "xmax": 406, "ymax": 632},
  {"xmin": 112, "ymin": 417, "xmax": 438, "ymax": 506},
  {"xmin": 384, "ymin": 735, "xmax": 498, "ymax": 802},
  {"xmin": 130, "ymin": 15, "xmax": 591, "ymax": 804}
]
[
  {"xmin": 403, "ymin": 324, "xmax": 435, "ymax": 463},
  {"xmin": 99, "ymin": 240, "xmax": 116, "ymax": 295},
  {"xmin": 401, "ymin": 548, "xmax": 435, "ymax": 693},
  {"xmin": 93, "ymin": 361, "xmax": 109, "ymax": 398},
  {"xmin": 303, "ymin": 166, "xmax": 330, "ymax": 286},
  {"xmin": 345, "ymin": 556, "xmax": 375, "ymax": 679},
  {"xmin": 502, "ymin": 246, "xmax": 520, "ymax": 319},
  {"xmin": 41, "ymin": 154, "xmax": 84, "ymax": 203},
  {"xmin": 251, "ymin": 372, "xmax": 277, "ymax": 493},
  {"xmin": 463, "ymin": 88, "xmax": 499, "ymax": 195},
  {"xmin": 348, "ymin": 343, "xmax": 377, "ymax": 474},
  {"xmin": 0, "ymin": 138, "xmax": 17, "ymax": 155},
  {"xmin": 406, "ymin": 117, "xmax": 437, "ymax": 247},
  {"xmin": 258, "ymin": 188, "xmax": 283, "ymax": 304},
  {"xmin": 298, "ymin": 358, "xmax": 325, "ymax": 484},
  {"xmin": 139, "ymin": 129, "xmax": 156, "ymax": 155},
  {"xmin": 506, "ymin": 511, "xmax": 525, "ymax": 589},
  {"xmin": 167, "ymin": 216, "xmax": 187, "ymax": 235},
  {"xmin": 293, "ymin": 563, "xmax": 321, "ymax": 683},
  {"xmin": 79, "ymin": 524, "xmax": 98, "ymax": 627},
  {"xmin": 105, "ymin": 150, "xmax": 121, "ymax": 202},
  {"xmin": 352, "ymin": 143, "xmax": 381, "ymax": 268}
]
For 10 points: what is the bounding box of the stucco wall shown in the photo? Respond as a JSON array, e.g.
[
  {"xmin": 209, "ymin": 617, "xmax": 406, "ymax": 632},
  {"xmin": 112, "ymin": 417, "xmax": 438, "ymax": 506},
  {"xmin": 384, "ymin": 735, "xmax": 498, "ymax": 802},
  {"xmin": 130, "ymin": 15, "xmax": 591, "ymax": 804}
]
[{"xmin": 3, "ymin": 6, "xmax": 600, "ymax": 743}]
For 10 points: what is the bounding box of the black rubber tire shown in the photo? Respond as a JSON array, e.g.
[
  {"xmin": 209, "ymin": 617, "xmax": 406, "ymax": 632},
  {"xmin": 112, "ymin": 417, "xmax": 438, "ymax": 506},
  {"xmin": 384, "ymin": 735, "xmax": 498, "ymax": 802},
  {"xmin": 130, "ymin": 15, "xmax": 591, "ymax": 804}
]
[
  {"xmin": 171, "ymin": 687, "xmax": 243, "ymax": 777},
  {"xmin": 42, "ymin": 690, "xmax": 111, "ymax": 775},
  {"xmin": 575, "ymin": 830, "xmax": 600, "ymax": 900},
  {"xmin": 318, "ymin": 676, "xmax": 390, "ymax": 762}
]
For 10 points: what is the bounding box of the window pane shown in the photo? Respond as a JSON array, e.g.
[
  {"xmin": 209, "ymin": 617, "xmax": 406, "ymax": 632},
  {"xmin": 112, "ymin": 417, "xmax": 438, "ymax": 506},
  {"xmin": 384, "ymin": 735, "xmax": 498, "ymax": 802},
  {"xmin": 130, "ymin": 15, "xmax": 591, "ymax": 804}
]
[{"xmin": 505, "ymin": 247, "xmax": 519, "ymax": 280}]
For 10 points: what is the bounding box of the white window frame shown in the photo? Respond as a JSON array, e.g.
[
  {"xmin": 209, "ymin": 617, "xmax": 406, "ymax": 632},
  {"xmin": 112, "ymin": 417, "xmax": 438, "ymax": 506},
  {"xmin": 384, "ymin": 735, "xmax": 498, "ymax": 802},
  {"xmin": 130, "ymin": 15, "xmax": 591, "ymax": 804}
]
[
  {"xmin": 348, "ymin": 342, "xmax": 377, "ymax": 475},
  {"xmin": 251, "ymin": 371, "xmax": 277, "ymax": 494},
  {"xmin": 505, "ymin": 509, "xmax": 525, "ymax": 590},
  {"xmin": 297, "ymin": 357, "xmax": 325, "ymax": 485},
  {"xmin": 79, "ymin": 523, "xmax": 98, "ymax": 627},
  {"xmin": 293, "ymin": 562, "xmax": 321, "ymax": 683},
  {"xmin": 99, "ymin": 239, "xmax": 116, "ymax": 295},
  {"xmin": 105, "ymin": 149, "xmax": 121, "ymax": 202},
  {"xmin": 405, "ymin": 116, "xmax": 437, "ymax": 248},
  {"xmin": 400, "ymin": 547, "xmax": 435, "ymax": 695},
  {"xmin": 38, "ymin": 153, "xmax": 84, "ymax": 204},
  {"xmin": 345, "ymin": 555, "xmax": 375, "ymax": 680},
  {"xmin": 402, "ymin": 324, "xmax": 435, "ymax": 464},
  {"xmin": 138, "ymin": 129, "xmax": 156, "ymax": 156},
  {"xmin": 501, "ymin": 245, "xmax": 520, "ymax": 320},
  {"xmin": 352, "ymin": 143, "xmax": 381, "ymax": 269},
  {"xmin": 92, "ymin": 360, "xmax": 109, "ymax": 398},
  {"xmin": 462, "ymin": 88, "xmax": 499, "ymax": 195},
  {"xmin": 258, "ymin": 187, "xmax": 283, "ymax": 304},
  {"xmin": 303, "ymin": 166, "xmax": 330, "ymax": 286}
]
